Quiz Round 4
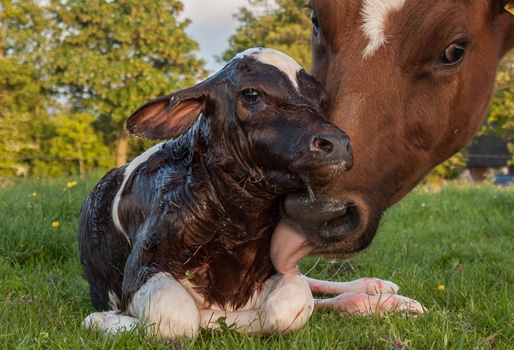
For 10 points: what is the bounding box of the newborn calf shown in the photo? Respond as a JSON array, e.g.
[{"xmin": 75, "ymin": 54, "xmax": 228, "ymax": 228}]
[{"xmin": 78, "ymin": 48, "xmax": 352, "ymax": 339}]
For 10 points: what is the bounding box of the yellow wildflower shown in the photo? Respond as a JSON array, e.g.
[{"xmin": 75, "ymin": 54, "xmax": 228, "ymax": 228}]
[
  {"xmin": 437, "ymin": 285, "xmax": 445, "ymax": 291},
  {"xmin": 52, "ymin": 221, "xmax": 59, "ymax": 228},
  {"xmin": 32, "ymin": 192, "xmax": 37, "ymax": 197},
  {"xmin": 67, "ymin": 181, "xmax": 78, "ymax": 188}
]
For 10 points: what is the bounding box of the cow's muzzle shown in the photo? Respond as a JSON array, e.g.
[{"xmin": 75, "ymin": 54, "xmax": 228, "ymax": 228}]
[{"xmin": 282, "ymin": 191, "xmax": 380, "ymax": 257}]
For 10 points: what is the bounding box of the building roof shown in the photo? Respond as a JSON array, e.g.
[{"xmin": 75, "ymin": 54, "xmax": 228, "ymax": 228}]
[{"xmin": 466, "ymin": 135, "xmax": 512, "ymax": 168}]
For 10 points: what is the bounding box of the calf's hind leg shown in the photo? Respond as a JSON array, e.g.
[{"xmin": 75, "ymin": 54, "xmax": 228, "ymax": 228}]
[
  {"xmin": 128, "ymin": 272, "xmax": 201, "ymax": 339},
  {"xmin": 201, "ymin": 274, "xmax": 314, "ymax": 335},
  {"xmin": 83, "ymin": 272, "xmax": 200, "ymax": 339}
]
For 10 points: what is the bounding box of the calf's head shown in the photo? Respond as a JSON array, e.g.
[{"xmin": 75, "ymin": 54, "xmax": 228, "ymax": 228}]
[
  {"xmin": 127, "ymin": 48, "xmax": 352, "ymax": 197},
  {"xmin": 282, "ymin": 0, "xmax": 514, "ymax": 257}
]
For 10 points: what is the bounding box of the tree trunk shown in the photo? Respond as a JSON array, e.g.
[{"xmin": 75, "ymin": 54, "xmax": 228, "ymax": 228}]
[
  {"xmin": 116, "ymin": 128, "xmax": 129, "ymax": 167},
  {"xmin": 32, "ymin": 104, "xmax": 41, "ymax": 174},
  {"xmin": 77, "ymin": 144, "xmax": 85, "ymax": 179}
]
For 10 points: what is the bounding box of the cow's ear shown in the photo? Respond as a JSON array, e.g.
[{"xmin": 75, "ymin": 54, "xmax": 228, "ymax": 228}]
[
  {"xmin": 499, "ymin": 1, "xmax": 514, "ymax": 56},
  {"xmin": 503, "ymin": 0, "xmax": 514, "ymax": 14},
  {"xmin": 126, "ymin": 86, "xmax": 208, "ymax": 140}
]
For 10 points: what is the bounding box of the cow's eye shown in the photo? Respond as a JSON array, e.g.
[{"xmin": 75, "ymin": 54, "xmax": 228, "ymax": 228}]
[
  {"xmin": 438, "ymin": 42, "xmax": 467, "ymax": 67},
  {"xmin": 310, "ymin": 11, "xmax": 319, "ymax": 33},
  {"xmin": 242, "ymin": 88, "xmax": 261, "ymax": 105}
]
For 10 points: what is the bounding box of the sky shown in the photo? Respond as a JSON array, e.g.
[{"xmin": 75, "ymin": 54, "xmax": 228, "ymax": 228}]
[{"xmin": 181, "ymin": 0, "xmax": 249, "ymax": 73}]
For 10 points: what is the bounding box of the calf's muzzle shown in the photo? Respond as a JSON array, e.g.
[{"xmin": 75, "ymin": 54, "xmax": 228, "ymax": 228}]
[{"xmin": 310, "ymin": 133, "xmax": 353, "ymax": 170}]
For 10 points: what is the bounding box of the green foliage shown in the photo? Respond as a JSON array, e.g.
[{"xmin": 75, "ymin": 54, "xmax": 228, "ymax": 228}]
[
  {"xmin": 481, "ymin": 51, "xmax": 514, "ymax": 165},
  {"xmin": 0, "ymin": 57, "xmax": 45, "ymax": 177},
  {"xmin": 0, "ymin": 180, "xmax": 513, "ymax": 348},
  {"xmin": 423, "ymin": 151, "xmax": 467, "ymax": 184},
  {"xmin": 486, "ymin": 89, "xmax": 514, "ymax": 140},
  {"xmin": 45, "ymin": 0, "xmax": 207, "ymax": 165},
  {"xmin": 221, "ymin": 0, "xmax": 312, "ymax": 69},
  {"xmin": 0, "ymin": 0, "xmax": 207, "ymax": 177},
  {"xmin": 0, "ymin": 0, "xmax": 51, "ymax": 63},
  {"xmin": 37, "ymin": 113, "xmax": 113, "ymax": 178},
  {"xmin": 481, "ymin": 52, "xmax": 514, "ymax": 139},
  {"xmin": 0, "ymin": 0, "xmax": 50, "ymax": 177},
  {"xmin": 46, "ymin": 0, "xmax": 205, "ymax": 120}
]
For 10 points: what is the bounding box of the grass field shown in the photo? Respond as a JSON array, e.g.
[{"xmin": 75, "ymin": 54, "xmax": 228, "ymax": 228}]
[{"xmin": 0, "ymin": 177, "xmax": 512, "ymax": 349}]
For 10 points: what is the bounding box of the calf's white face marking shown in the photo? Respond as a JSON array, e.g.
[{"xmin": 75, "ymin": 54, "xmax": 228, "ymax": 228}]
[
  {"xmin": 361, "ymin": 0, "xmax": 406, "ymax": 57},
  {"xmin": 237, "ymin": 48, "xmax": 302, "ymax": 90}
]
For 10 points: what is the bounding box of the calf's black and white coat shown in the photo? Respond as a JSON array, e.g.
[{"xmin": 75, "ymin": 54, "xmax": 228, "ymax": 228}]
[{"xmin": 79, "ymin": 48, "xmax": 422, "ymax": 339}]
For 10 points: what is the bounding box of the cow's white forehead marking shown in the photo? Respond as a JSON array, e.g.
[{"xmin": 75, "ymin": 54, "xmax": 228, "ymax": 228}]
[
  {"xmin": 361, "ymin": 0, "xmax": 406, "ymax": 57},
  {"xmin": 236, "ymin": 48, "xmax": 302, "ymax": 89}
]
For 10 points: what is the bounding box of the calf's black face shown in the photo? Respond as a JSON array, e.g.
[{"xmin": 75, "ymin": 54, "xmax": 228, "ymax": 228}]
[{"xmin": 127, "ymin": 48, "xmax": 352, "ymax": 194}]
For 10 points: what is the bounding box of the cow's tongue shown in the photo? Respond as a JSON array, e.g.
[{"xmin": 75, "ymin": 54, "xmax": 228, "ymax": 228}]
[{"xmin": 270, "ymin": 220, "xmax": 315, "ymax": 275}]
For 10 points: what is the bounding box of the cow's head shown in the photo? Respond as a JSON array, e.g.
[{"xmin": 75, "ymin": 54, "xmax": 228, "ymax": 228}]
[{"xmin": 281, "ymin": 0, "xmax": 514, "ymax": 257}]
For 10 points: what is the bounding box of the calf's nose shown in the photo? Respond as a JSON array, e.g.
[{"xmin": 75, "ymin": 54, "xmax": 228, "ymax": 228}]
[{"xmin": 310, "ymin": 134, "xmax": 353, "ymax": 170}]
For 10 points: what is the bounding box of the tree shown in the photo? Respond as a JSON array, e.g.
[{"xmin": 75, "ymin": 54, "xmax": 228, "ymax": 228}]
[
  {"xmin": 42, "ymin": 113, "xmax": 112, "ymax": 178},
  {"xmin": 0, "ymin": 59, "xmax": 39, "ymax": 176},
  {"xmin": 46, "ymin": 0, "xmax": 206, "ymax": 166},
  {"xmin": 481, "ymin": 51, "xmax": 514, "ymax": 140},
  {"xmin": 220, "ymin": 0, "xmax": 312, "ymax": 69},
  {"xmin": 0, "ymin": 0, "xmax": 51, "ymax": 63},
  {"xmin": 423, "ymin": 151, "xmax": 467, "ymax": 183},
  {"xmin": 481, "ymin": 51, "xmax": 514, "ymax": 166},
  {"xmin": 0, "ymin": 0, "xmax": 50, "ymax": 177}
]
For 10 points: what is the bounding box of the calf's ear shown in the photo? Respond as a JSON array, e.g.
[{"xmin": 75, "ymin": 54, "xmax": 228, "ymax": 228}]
[{"xmin": 126, "ymin": 86, "xmax": 208, "ymax": 140}]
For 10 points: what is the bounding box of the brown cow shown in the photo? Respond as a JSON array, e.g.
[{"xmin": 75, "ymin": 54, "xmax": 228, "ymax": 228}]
[{"xmin": 276, "ymin": 0, "xmax": 514, "ymax": 307}]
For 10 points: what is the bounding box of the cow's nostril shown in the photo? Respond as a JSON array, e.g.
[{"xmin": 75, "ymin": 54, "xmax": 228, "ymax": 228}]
[{"xmin": 312, "ymin": 136, "xmax": 334, "ymax": 154}]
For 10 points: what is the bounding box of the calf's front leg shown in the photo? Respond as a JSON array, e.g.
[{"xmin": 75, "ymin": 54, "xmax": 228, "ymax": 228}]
[
  {"xmin": 272, "ymin": 221, "xmax": 425, "ymax": 316},
  {"xmin": 303, "ymin": 276, "xmax": 424, "ymax": 315},
  {"xmin": 314, "ymin": 291, "xmax": 425, "ymax": 316},
  {"xmin": 304, "ymin": 275, "xmax": 399, "ymax": 295}
]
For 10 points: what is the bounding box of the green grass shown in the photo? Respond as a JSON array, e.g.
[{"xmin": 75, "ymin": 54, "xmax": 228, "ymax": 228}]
[{"xmin": 0, "ymin": 178, "xmax": 513, "ymax": 349}]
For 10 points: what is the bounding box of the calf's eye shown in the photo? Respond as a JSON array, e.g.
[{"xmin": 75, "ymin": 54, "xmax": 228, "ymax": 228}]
[{"xmin": 242, "ymin": 88, "xmax": 261, "ymax": 105}]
